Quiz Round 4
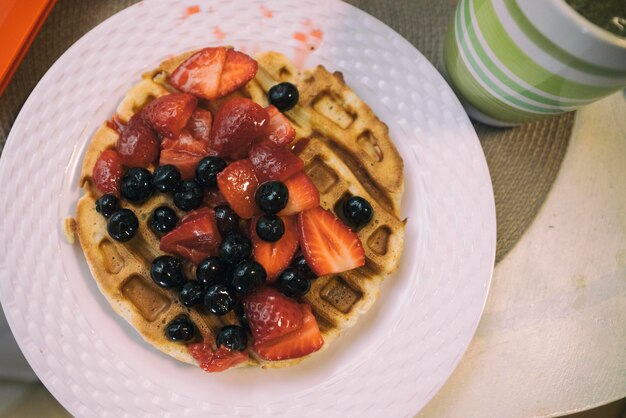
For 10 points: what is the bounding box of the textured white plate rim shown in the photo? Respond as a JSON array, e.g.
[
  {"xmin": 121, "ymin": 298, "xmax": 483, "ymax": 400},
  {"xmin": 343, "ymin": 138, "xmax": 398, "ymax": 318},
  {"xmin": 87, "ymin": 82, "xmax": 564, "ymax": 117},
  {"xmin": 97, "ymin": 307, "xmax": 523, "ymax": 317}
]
[{"xmin": 0, "ymin": 0, "xmax": 496, "ymax": 416}]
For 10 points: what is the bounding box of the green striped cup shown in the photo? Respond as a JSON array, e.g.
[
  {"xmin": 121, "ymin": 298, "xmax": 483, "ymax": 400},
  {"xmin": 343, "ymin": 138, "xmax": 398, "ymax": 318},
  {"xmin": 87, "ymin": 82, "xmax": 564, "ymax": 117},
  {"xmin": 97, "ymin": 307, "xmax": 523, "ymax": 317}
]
[{"xmin": 443, "ymin": 0, "xmax": 626, "ymax": 126}]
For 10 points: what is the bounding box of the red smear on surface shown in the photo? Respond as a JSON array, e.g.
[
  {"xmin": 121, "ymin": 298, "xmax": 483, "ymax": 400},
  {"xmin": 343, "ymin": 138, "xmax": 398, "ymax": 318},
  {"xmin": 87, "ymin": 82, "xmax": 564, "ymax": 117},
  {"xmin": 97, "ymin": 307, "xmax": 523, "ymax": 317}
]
[
  {"xmin": 291, "ymin": 25, "xmax": 324, "ymax": 69},
  {"xmin": 183, "ymin": 5, "xmax": 200, "ymax": 18},
  {"xmin": 213, "ymin": 26, "xmax": 226, "ymax": 40},
  {"xmin": 293, "ymin": 32, "xmax": 307, "ymax": 42},
  {"xmin": 260, "ymin": 5, "xmax": 273, "ymax": 18}
]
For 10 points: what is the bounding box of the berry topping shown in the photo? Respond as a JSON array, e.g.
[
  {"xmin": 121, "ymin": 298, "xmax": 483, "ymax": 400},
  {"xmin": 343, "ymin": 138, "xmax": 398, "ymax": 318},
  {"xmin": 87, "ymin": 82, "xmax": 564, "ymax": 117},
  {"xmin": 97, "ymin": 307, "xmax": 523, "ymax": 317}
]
[
  {"xmin": 204, "ymin": 189, "xmax": 228, "ymax": 207},
  {"xmin": 196, "ymin": 156, "xmax": 227, "ymax": 189},
  {"xmin": 152, "ymin": 164, "xmax": 182, "ymax": 193},
  {"xmin": 209, "ymin": 97, "xmax": 269, "ymax": 158},
  {"xmin": 204, "ymin": 283, "xmax": 236, "ymax": 315},
  {"xmin": 217, "ymin": 49, "xmax": 258, "ymax": 97},
  {"xmin": 216, "ymin": 159, "xmax": 260, "ymax": 219},
  {"xmin": 277, "ymin": 268, "xmax": 310, "ymax": 298},
  {"xmin": 216, "ymin": 325, "xmax": 248, "ymax": 351},
  {"xmin": 278, "ymin": 172, "xmax": 320, "ymax": 216},
  {"xmin": 255, "ymin": 181, "xmax": 288, "ymax": 214},
  {"xmin": 298, "ymin": 206, "xmax": 365, "ymax": 276},
  {"xmin": 177, "ymin": 206, "xmax": 215, "ymax": 224},
  {"xmin": 186, "ymin": 108, "xmax": 213, "ymax": 142},
  {"xmin": 165, "ymin": 315, "xmax": 197, "ymax": 342},
  {"xmin": 169, "ymin": 47, "xmax": 227, "ymax": 100},
  {"xmin": 93, "ymin": 149, "xmax": 123, "ymax": 196},
  {"xmin": 107, "ymin": 209, "xmax": 139, "ymax": 242},
  {"xmin": 231, "ymin": 261, "xmax": 266, "ymax": 296},
  {"xmin": 264, "ymin": 105, "xmax": 296, "ymax": 146},
  {"xmin": 268, "ymin": 82, "xmax": 299, "ymax": 112},
  {"xmin": 342, "ymin": 196, "xmax": 374, "ymax": 228},
  {"xmin": 214, "ymin": 205, "xmax": 240, "ymax": 236},
  {"xmin": 173, "ymin": 180, "xmax": 203, "ymax": 211},
  {"xmin": 95, "ymin": 194, "xmax": 119, "ymax": 219},
  {"xmin": 187, "ymin": 335, "xmax": 249, "ymax": 372},
  {"xmin": 120, "ymin": 167, "xmax": 154, "ymax": 203},
  {"xmin": 291, "ymin": 254, "xmax": 316, "ymax": 280},
  {"xmin": 243, "ymin": 287, "xmax": 303, "ymax": 344},
  {"xmin": 255, "ymin": 214, "xmax": 284, "ymax": 242},
  {"xmin": 219, "ymin": 233, "xmax": 252, "ymax": 265},
  {"xmin": 141, "ymin": 93, "xmax": 197, "ymax": 138},
  {"xmin": 150, "ymin": 255, "xmax": 186, "ymax": 289},
  {"xmin": 150, "ymin": 206, "xmax": 178, "ymax": 234},
  {"xmin": 248, "ymin": 141, "xmax": 303, "ymax": 183},
  {"xmin": 250, "ymin": 215, "xmax": 299, "ymax": 281},
  {"xmin": 159, "ymin": 130, "xmax": 212, "ymax": 180},
  {"xmin": 179, "ymin": 281, "xmax": 205, "ymax": 307},
  {"xmin": 160, "ymin": 209, "xmax": 221, "ymax": 264},
  {"xmin": 196, "ymin": 256, "xmax": 232, "ymax": 286},
  {"xmin": 116, "ymin": 114, "xmax": 159, "ymax": 168}
]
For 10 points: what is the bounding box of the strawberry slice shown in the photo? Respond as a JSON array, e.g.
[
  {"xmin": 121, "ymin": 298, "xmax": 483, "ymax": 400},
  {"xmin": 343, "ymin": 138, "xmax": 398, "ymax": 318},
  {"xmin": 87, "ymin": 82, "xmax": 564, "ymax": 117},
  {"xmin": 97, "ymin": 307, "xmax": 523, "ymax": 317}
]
[
  {"xmin": 248, "ymin": 141, "xmax": 304, "ymax": 182},
  {"xmin": 254, "ymin": 304, "xmax": 324, "ymax": 361},
  {"xmin": 169, "ymin": 47, "xmax": 227, "ymax": 100},
  {"xmin": 141, "ymin": 93, "xmax": 197, "ymax": 138},
  {"xmin": 264, "ymin": 105, "xmax": 296, "ymax": 146},
  {"xmin": 217, "ymin": 49, "xmax": 258, "ymax": 97},
  {"xmin": 209, "ymin": 97, "xmax": 269, "ymax": 158},
  {"xmin": 160, "ymin": 130, "xmax": 212, "ymax": 180},
  {"xmin": 216, "ymin": 159, "xmax": 261, "ymax": 219},
  {"xmin": 298, "ymin": 206, "xmax": 365, "ymax": 276},
  {"xmin": 186, "ymin": 108, "xmax": 213, "ymax": 143},
  {"xmin": 250, "ymin": 215, "xmax": 299, "ymax": 281},
  {"xmin": 161, "ymin": 130, "xmax": 212, "ymax": 155},
  {"xmin": 93, "ymin": 149, "xmax": 123, "ymax": 196},
  {"xmin": 160, "ymin": 213, "xmax": 221, "ymax": 264},
  {"xmin": 116, "ymin": 114, "xmax": 159, "ymax": 168},
  {"xmin": 178, "ymin": 207, "xmax": 214, "ymax": 225},
  {"xmin": 203, "ymin": 189, "xmax": 228, "ymax": 207},
  {"xmin": 278, "ymin": 172, "xmax": 320, "ymax": 216},
  {"xmin": 244, "ymin": 287, "xmax": 304, "ymax": 344},
  {"xmin": 188, "ymin": 335, "xmax": 248, "ymax": 373}
]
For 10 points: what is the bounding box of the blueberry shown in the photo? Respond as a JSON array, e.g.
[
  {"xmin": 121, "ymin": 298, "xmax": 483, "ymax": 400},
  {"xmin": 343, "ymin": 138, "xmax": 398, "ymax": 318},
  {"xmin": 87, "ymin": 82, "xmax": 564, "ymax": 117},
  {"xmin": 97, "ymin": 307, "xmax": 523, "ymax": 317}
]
[
  {"xmin": 216, "ymin": 325, "xmax": 247, "ymax": 351},
  {"xmin": 95, "ymin": 194, "xmax": 119, "ymax": 218},
  {"xmin": 165, "ymin": 315, "xmax": 196, "ymax": 342},
  {"xmin": 219, "ymin": 234, "xmax": 252, "ymax": 264},
  {"xmin": 107, "ymin": 209, "xmax": 138, "ymax": 242},
  {"xmin": 196, "ymin": 157, "xmax": 227, "ymax": 188},
  {"xmin": 231, "ymin": 261, "xmax": 266, "ymax": 296},
  {"xmin": 268, "ymin": 82, "xmax": 299, "ymax": 112},
  {"xmin": 196, "ymin": 256, "xmax": 232, "ymax": 286},
  {"xmin": 214, "ymin": 205, "xmax": 240, "ymax": 236},
  {"xmin": 173, "ymin": 180, "xmax": 203, "ymax": 211},
  {"xmin": 255, "ymin": 214, "xmax": 284, "ymax": 242},
  {"xmin": 152, "ymin": 165, "xmax": 181, "ymax": 193},
  {"xmin": 255, "ymin": 181, "xmax": 288, "ymax": 214},
  {"xmin": 277, "ymin": 268, "xmax": 310, "ymax": 298},
  {"xmin": 342, "ymin": 196, "xmax": 373, "ymax": 228},
  {"xmin": 204, "ymin": 284, "xmax": 235, "ymax": 315},
  {"xmin": 151, "ymin": 255, "xmax": 186, "ymax": 289},
  {"xmin": 179, "ymin": 281, "xmax": 205, "ymax": 307},
  {"xmin": 291, "ymin": 254, "xmax": 316, "ymax": 279},
  {"xmin": 234, "ymin": 304, "xmax": 250, "ymax": 333},
  {"xmin": 120, "ymin": 167, "xmax": 153, "ymax": 203},
  {"xmin": 150, "ymin": 206, "xmax": 178, "ymax": 234}
]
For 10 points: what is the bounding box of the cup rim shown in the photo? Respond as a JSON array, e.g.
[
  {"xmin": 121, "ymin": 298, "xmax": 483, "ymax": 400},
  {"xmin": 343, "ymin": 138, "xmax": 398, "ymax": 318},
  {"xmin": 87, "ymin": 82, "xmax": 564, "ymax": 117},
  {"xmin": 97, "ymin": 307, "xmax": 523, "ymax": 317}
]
[{"xmin": 552, "ymin": 0, "xmax": 626, "ymax": 49}]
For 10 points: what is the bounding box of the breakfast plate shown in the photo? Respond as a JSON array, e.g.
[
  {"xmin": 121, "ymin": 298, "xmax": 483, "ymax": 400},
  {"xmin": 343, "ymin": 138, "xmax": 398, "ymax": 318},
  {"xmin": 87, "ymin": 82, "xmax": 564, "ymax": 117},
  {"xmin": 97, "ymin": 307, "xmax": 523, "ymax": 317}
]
[{"xmin": 0, "ymin": 0, "xmax": 496, "ymax": 416}]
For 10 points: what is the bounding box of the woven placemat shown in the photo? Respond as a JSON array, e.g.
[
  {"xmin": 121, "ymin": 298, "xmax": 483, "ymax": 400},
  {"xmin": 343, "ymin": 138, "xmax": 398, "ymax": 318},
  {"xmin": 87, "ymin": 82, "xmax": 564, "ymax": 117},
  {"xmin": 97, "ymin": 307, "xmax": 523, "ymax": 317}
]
[{"xmin": 0, "ymin": 0, "xmax": 573, "ymax": 262}]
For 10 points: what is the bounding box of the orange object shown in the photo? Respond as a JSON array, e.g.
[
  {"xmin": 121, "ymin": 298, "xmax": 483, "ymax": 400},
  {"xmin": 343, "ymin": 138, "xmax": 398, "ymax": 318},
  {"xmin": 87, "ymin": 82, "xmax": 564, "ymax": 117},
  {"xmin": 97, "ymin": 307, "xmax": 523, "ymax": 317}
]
[{"xmin": 0, "ymin": 0, "xmax": 57, "ymax": 96}]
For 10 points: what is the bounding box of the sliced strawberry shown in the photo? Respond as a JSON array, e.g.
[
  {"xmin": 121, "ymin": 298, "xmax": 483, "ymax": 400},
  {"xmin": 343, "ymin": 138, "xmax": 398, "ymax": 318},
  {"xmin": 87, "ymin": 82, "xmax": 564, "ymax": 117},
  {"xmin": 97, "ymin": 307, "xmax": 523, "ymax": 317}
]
[
  {"xmin": 244, "ymin": 287, "xmax": 304, "ymax": 344},
  {"xmin": 116, "ymin": 114, "xmax": 159, "ymax": 168},
  {"xmin": 250, "ymin": 215, "xmax": 299, "ymax": 281},
  {"xmin": 278, "ymin": 172, "xmax": 320, "ymax": 216},
  {"xmin": 178, "ymin": 207, "xmax": 214, "ymax": 225},
  {"xmin": 203, "ymin": 189, "xmax": 228, "ymax": 207},
  {"xmin": 298, "ymin": 206, "xmax": 365, "ymax": 276},
  {"xmin": 217, "ymin": 49, "xmax": 258, "ymax": 97},
  {"xmin": 159, "ymin": 149, "xmax": 204, "ymax": 180},
  {"xmin": 264, "ymin": 105, "xmax": 296, "ymax": 146},
  {"xmin": 186, "ymin": 108, "xmax": 213, "ymax": 143},
  {"xmin": 209, "ymin": 97, "xmax": 269, "ymax": 158},
  {"xmin": 141, "ymin": 93, "xmax": 197, "ymax": 138},
  {"xmin": 160, "ymin": 214, "xmax": 221, "ymax": 264},
  {"xmin": 254, "ymin": 304, "xmax": 324, "ymax": 361},
  {"xmin": 248, "ymin": 141, "xmax": 304, "ymax": 182},
  {"xmin": 169, "ymin": 47, "xmax": 227, "ymax": 100},
  {"xmin": 161, "ymin": 130, "xmax": 212, "ymax": 155},
  {"xmin": 188, "ymin": 336, "xmax": 248, "ymax": 373},
  {"xmin": 93, "ymin": 149, "xmax": 123, "ymax": 196},
  {"xmin": 216, "ymin": 159, "xmax": 260, "ymax": 219}
]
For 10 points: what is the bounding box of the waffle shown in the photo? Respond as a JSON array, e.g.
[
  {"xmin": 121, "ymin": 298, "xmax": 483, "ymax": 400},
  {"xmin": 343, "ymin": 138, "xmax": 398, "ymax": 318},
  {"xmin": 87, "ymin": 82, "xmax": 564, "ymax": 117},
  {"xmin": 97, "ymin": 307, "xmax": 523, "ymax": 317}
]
[{"xmin": 72, "ymin": 51, "xmax": 406, "ymax": 369}]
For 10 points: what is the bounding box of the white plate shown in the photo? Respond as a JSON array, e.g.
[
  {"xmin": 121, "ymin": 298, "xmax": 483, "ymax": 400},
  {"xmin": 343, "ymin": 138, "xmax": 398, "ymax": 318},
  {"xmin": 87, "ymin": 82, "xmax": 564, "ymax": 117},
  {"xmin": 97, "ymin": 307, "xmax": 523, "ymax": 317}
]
[{"xmin": 0, "ymin": 0, "xmax": 496, "ymax": 416}]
